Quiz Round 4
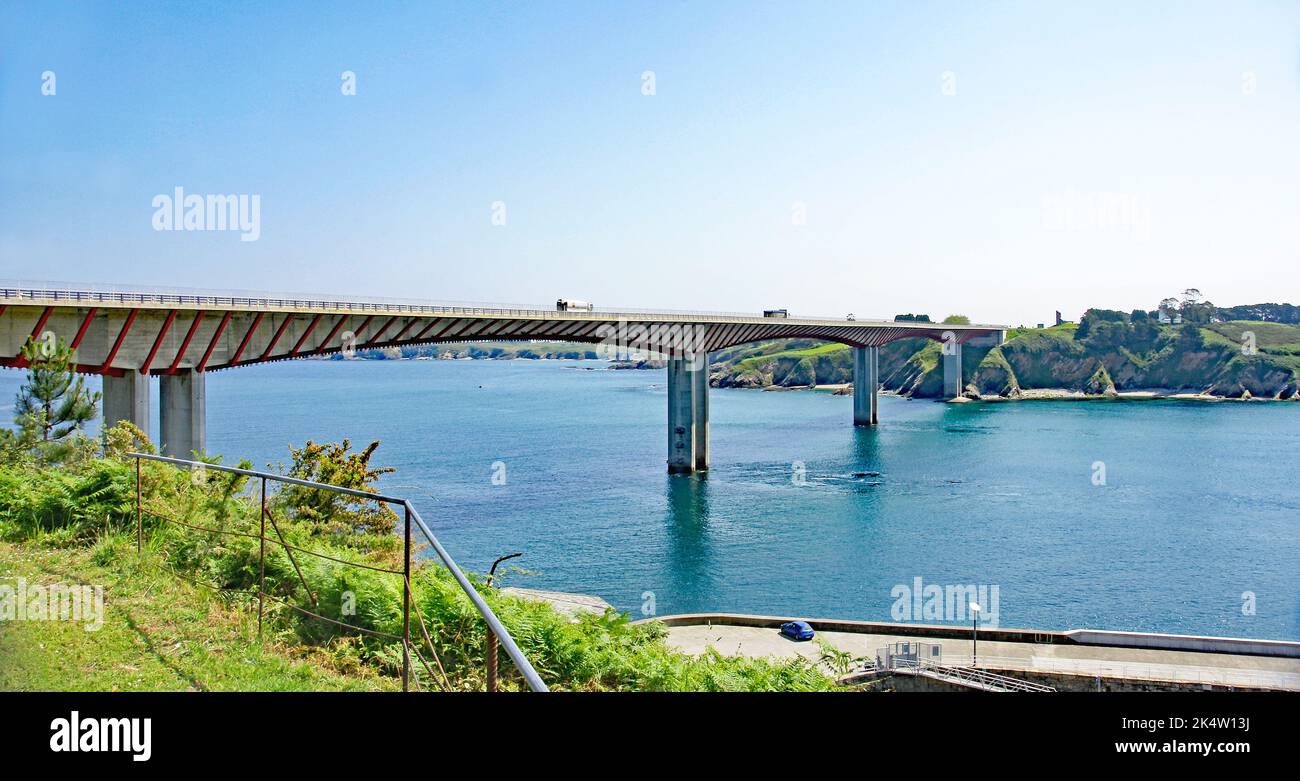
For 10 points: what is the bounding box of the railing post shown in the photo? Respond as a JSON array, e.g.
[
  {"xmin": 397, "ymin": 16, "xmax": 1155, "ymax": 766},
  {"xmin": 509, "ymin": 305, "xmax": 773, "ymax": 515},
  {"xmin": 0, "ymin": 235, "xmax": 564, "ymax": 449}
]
[
  {"xmin": 258, "ymin": 476, "xmax": 266, "ymax": 639},
  {"xmin": 487, "ymin": 632, "xmax": 498, "ymax": 692},
  {"xmin": 135, "ymin": 456, "xmax": 142, "ymax": 553},
  {"xmin": 402, "ymin": 504, "xmax": 411, "ymax": 693}
]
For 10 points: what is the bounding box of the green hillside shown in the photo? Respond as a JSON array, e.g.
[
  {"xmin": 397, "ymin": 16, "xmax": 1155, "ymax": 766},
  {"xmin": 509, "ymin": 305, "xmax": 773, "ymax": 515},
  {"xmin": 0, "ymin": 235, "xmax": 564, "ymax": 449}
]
[{"xmin": 709, "ymin": 316, "xmax": 1300, "ymax": 400}]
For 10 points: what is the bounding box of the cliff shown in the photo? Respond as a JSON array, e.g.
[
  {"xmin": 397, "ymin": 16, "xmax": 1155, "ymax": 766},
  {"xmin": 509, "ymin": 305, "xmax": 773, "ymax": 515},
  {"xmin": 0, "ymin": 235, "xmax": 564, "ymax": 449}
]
[{"xmin": 711, "ymin": 319, "xmax": 1300, "ymax": 401}]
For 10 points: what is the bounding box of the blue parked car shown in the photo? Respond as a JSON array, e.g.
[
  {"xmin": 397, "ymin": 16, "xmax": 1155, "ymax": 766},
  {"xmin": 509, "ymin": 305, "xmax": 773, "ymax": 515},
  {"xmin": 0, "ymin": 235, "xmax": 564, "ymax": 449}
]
[{"xmin": 780, "ymin": 621, "xmax": 815, "ymax": 641}]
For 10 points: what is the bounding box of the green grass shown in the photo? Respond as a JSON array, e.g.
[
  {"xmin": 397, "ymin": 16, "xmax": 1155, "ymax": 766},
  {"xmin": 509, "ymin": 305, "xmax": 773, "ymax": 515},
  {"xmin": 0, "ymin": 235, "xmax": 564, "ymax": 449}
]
[
  {"xmin": 0, "ymin": 445, "xmax": 840, "ymax": 692},
  {"xmin": 0, "ymin": 537, "xmax": 395, "ymax": 691},
  {"xmin": 734, "ymin": 341, "xmax": 848, "ymax": 372},
  {"xmin": 1006, "ymin": 322, "xmax": 1077, "ymax": 340},
  {"xmin": 1205, "ymin": 321, "xmax": 1300, "ymax": 358}
]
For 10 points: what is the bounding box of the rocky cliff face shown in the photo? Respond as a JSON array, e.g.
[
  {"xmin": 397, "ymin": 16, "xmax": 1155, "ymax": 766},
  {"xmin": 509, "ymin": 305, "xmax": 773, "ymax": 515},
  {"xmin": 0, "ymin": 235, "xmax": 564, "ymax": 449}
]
[{"xmin": 971, "ymin": 323, "xmax": 1300, "ymax": 399}]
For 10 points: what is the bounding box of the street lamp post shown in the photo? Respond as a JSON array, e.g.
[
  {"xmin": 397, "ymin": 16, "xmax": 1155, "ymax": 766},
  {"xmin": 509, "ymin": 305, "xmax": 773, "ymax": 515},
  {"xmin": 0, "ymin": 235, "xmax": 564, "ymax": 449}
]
[{"xmin": 970, "ymin": 602, "xmax": 981, "ymax": 667}]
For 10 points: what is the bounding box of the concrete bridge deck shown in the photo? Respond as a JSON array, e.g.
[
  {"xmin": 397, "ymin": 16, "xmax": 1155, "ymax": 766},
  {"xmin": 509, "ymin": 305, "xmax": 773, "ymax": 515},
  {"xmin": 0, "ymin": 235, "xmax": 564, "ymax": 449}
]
[{"xmin": 0, "ymin": 282, "xmax": 1006, "ymax": 470}]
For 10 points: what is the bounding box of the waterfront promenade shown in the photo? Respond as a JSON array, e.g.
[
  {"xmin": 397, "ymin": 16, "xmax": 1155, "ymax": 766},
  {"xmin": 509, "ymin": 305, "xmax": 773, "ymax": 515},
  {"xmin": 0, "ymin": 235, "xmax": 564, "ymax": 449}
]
[{"xmin": 657, "ymin": 615, "xmax": 1300, "ymax": 691}]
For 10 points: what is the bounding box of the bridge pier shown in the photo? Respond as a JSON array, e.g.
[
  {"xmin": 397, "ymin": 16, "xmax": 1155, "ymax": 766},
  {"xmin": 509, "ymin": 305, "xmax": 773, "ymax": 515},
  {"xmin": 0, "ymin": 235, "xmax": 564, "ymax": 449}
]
[
  {"xmin": 692, "ymin": 353, "xmax": 709, "ymax": 471},
  {"xmin": 160, "ymin": 370, "xmax": 206, "ymax": 458},
  {"xmin": 667, "ymin": 354, "xmax": 710, "ymax": 474},
  {"xmin": 942, "ymin": 344, "xmax": 963, "ymax": 399},
  {"xmin": 853, "ymin": 347, "xmax": 879, "ymax": 426},
  {"xmin": 102, "ymin": 370, "xmax": 150, "ymax": 436},
  {"xmin": 667, "ymin": 357, "xmax": 695, "ymax": 474}
]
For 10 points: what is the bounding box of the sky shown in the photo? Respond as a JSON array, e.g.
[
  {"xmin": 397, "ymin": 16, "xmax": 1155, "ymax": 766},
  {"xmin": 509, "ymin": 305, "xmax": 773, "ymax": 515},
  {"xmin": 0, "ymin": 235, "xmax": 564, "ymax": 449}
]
[{"xmin": 2, "ymin": 1, "xmax": 1299, "ymax": 326}]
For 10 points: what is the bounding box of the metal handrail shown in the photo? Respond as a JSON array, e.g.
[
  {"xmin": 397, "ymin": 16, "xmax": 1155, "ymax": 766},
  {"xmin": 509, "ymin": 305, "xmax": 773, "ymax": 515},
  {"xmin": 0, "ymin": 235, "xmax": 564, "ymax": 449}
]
[
  {"xmin": 128, "ymin": 451, "xmax": 549, "ymax": 692},
  {"xmin": 887, "ymin": 656, "xmax": 1055, "ymax": 692},
  {"xmin": 0, "ymin": 282, "xmax": 1007, "ymax": 331},
  {"xmin": 942, "ymin": 654, "xmax": 1299, "ymax": 691},
  {"xmin": 132, "ymin": 452, "xmax": 408, "ymax": 503}
]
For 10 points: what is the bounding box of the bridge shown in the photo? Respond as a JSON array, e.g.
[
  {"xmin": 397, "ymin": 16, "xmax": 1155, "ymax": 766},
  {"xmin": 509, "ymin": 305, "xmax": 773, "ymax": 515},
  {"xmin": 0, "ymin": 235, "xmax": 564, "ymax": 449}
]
[{"xmin": 0, "ymin": 283, "xmax": 1006, "ymax": 473}]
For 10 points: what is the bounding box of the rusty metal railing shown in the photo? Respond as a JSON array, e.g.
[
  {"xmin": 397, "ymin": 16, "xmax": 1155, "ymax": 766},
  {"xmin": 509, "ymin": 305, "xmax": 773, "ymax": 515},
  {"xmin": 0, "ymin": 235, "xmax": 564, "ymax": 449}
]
[{"xmin": 129, "ymin": 452, "xmax": 549, "ymax": 692}]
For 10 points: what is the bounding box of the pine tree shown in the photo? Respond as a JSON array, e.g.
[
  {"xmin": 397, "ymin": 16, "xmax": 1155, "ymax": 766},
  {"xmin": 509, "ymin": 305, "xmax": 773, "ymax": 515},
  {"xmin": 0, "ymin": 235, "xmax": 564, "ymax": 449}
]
[{"xmin": 14, "ymin": 335, "xmax": 100, "ymax": 444}]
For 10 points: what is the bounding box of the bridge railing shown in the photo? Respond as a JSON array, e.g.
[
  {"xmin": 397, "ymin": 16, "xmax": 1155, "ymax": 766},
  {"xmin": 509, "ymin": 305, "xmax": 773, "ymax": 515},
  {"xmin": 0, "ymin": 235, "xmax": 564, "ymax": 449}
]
[
  {"xmin": 128, "ymin": 451, "xmax": 548, "ymax": 692},
  {"xmin": 0, "ymin": 282, "xmax": 999, "ymax": 329}
]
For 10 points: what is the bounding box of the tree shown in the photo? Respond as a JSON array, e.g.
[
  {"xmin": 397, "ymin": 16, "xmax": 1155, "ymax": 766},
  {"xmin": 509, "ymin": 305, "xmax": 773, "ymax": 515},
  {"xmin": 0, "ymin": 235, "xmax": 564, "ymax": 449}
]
[
  {"xmin": 1177, "ymin": 322, "xmax": 1205, "ymax": 349},
  {"xmin": 1075, "ymin": 308, "xmax": 1128, "ymax": 340},
  {"xmin": 1181, "ymin": 297, "xmax": 1216, "ymax": 325},
  {"xmin": 1157, "ymin": 289, "xmax": 1216, "ymax": 324},
  {"xmin": 1158, "ymin": 297, "xmax": 1180, "ymax": 320},
  {"xmin": 942, "ymin": 314, "xmax": 971, "ymax": 325},
  {"xmin": 14, "ymin": 336, "xmax": 99, "ymax": 445},
  {"xmin": 277, "ymin": 439, "xmax": 399, "ymax": 555}
]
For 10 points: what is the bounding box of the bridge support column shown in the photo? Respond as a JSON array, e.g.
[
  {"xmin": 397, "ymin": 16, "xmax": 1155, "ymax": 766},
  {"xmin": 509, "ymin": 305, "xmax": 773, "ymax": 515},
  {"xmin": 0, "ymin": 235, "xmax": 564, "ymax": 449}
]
[
  {"xmin": 853, "ymin": 347, "xmax": 879, "ymax": 426},
  {"xmin": 667, "ymin": 356, "xmax": 696, "ymax": 474},
  {"xmin": 160, "ymin": 370, "xmax": 206, "ymax": 458},
  {"xmin": 946, "ymin": 343, "xmax": 967, "ymax": 400},
  {"xmin": 692, "ymin": 353, "xmax": 709, "ymax": 471},
  {"xmin": 102, "ymin": 370, "xmax": 150, "ymax": 436}
]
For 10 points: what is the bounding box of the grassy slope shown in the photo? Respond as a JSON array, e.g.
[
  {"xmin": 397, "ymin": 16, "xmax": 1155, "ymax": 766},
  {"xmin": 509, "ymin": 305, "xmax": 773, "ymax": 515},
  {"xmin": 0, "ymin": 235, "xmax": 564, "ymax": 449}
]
[
  {"xmin": 1204, "ymin": 321, "xmax": 1300, "ymax": 358},
  {"xmin": 0, "ymin": 538, "xmax": 395, "ymax": 692},
  {"xmin": 733, "ymin": 341, "xmax": 846, "ymax": 370},
  {"xmin": 0, "ymin": 450, "xmax": 841, "ymax": 693}
]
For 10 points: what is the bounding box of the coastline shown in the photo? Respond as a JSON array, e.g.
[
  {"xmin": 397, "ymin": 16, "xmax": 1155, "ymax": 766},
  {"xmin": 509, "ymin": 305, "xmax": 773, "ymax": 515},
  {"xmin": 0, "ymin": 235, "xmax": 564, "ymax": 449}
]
[
  {"xmin": 798, "ymin": 383, "xmax": 1298, "ymax": 403},
  {"xmin": 320, "ymin": 356, "xmax": 1300, "ymax": 402},
  {"xmin": 969, "ymin": 388, "xmax": 1298, "ymax": 403}
]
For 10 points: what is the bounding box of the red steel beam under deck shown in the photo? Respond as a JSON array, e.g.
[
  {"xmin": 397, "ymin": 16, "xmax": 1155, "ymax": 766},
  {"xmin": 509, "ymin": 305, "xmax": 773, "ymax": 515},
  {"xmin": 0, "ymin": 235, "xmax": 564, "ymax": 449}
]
[
  {"xmin": 227, "ymin": 311, "xmax": 265, "ymax": 366},
  {"xmin": 98, "ymin": 309, "xmax": 139, "ymax": 375},
  {"xmin": 409, "ymin": 317, "xmax": 446, "ymax": 342},
  {"xmin": 12, "ymin": 306, "xmax": 54, "ymax": 368},
  {"xmin": 363, "ymin": 315, "xmax": 399, "ymax": 346},
  {"xmin": 195, "ymin": 311, "xmax": 233, "ymax": 372},
  {"xmin": 167, "ymin": 311, "xmax": 206, "ymax": 374},
  {"xmin": 138, "ymin": 309, "xmax": 177, "ymax": 374},
  {"xmin": 309, "ymin": 314, "xmax": 350, "ymax": 357},
  {"xmin": 389, "ymin": 316, "xmax": 420, "ymax": 343},
  {"xmin": 69, "ymin": 307, "xmax": 98, "ymax": 352},
  {"xmin": 423, "ymin": 318, "xmax": 466, "ymax": 343},
  {"xmin": 310, "ymin": 314, "xmax": 371, "ymax": 356},
  {"xmin": 287, "ymin": 313, "xmax": 324, "ymax": 357},
  {"xmin": 348, "ymin": 315, "xmax": 375, "ymax": 345},
  {"xmin": 256, "ymin": 314, "xmax": 295, "ymax": 362}
]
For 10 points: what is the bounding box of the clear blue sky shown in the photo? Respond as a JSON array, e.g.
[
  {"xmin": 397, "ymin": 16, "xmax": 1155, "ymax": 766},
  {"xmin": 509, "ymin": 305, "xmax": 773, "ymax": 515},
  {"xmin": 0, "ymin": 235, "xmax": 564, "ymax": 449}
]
[{"xmin": 2, "ymin": 1, "xmax": 1298, "ymax": 326}]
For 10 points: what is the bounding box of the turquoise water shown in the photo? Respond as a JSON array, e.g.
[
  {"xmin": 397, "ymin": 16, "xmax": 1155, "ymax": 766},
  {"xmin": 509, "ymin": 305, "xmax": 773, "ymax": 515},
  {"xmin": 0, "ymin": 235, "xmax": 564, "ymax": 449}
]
[{"xmin": 5, "ymin": 359, "xmax": 1298, "ymax": 640}]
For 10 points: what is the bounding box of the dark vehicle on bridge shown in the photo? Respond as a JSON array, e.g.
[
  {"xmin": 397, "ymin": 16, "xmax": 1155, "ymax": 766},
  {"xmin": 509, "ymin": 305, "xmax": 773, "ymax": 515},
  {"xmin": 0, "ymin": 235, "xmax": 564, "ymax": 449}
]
[{"xmin": 763, "ymin": 309, "xmax": 788, "ymax": 318}]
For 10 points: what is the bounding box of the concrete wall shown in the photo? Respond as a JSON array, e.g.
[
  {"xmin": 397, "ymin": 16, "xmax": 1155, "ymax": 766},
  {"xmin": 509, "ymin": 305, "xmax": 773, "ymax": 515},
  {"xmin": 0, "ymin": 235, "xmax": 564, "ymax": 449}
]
[
  {"xmin": 646, "ymin": 612, "xmax": 1300, "ymax": 659},
  {"xmin": 1065, "ymin": 629, "xmax": 1300, "ymax": 659},
  {"xmin": 858, "ymin": 670, "xmax": 1271, "ymax": 693}
]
